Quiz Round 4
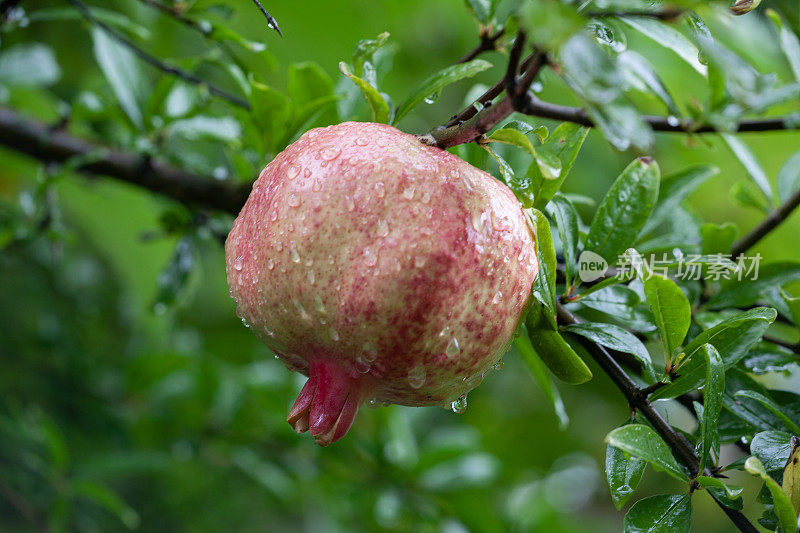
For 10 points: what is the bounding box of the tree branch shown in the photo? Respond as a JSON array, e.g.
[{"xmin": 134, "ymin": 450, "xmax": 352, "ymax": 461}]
[
  {"xmin": 730, "ymin": 184, "xmax": 800, "ymax": 257},
  {"xmin": 556, "ymin": 303, "xmax": 759, "ymax": 533},
  {"xmin": 67, "ymin": 0, "xmax": 250, "ymax": 109},
  {"xmin": 421, "ymin": 52, "xmax": 546, "ymax": 149},
  {"xmin": 0, "ymin": 106, "xmax": 250, "ymax": 214},
  {"xmin": 249, "ymin": 0, "xmax": 282, "ymax": 37},
  {"xmin": 455, "ymin": 26, "xmax": 504, "ymax": 64}
]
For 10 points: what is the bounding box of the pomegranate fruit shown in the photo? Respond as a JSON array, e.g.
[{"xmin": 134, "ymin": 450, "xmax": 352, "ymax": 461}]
[{"xmin": 225, "ymin": 122, "xmax": 538, "ymax": 446}]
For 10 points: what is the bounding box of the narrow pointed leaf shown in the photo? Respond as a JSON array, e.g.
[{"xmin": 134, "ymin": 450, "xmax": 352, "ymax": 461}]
[{"xmin": 605, "ymin": 425, "xmax": 686, "ymax": 480}]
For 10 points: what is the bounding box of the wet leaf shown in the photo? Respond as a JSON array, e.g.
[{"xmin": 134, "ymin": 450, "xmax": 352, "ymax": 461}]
[
  {"xmin": 339, "ymin": 62, "xmax": 390, "ymax": 123},
  {"xmin": 699, "ymin": 344, "xmax": 724, "ymax": 470},
  {"xmin": 745, "ymin": 456, "xmax": 798, "ymax": 532},
  {"xmin": 585, "ymin": 158, "xmax": 660, "ymax": 264},
  {"xmin": 623, "ymin": 493, "xmax": 691, "ymax": 533},
  {"xmin": 514, "ymin": 330, "xmax": 569, "ymax": 429},
  {"xmin": 565, "ymin": 322, "xmax": 653, "ymax": 380},
  {"xmin": 605, "ymin": 425, "xmax": 686, "ymax": 480},
  {"xmin": 547, "ymin": 194, "xmax": 580, "ymax": 288},
  {"xmin": 643, "ymin": 273, "xmax": 690, "ymax": 362},
  {"xmin": 606, "ymin": 441, "xmax": 646, "ymax": 510},
  {"xmin": 91, "ymin": 27, "xmax": 147, "ymax": 128},
  {"xmin": 393, "ymin": 59, "xmax": 492, "ymax": 124}
]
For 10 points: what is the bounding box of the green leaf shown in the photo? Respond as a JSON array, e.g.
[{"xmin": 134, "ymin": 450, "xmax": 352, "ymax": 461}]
[
  {"xmin": 564, "ymin": 323, "xmax": 653, "ymax": 380},
  {"xmin": 782, "ymin": 437, "xmax": 800, "ymax": 515},
  {"xmin": 578, "ymin": 285, "xmax": 640, "ymax": 319},
  {"xmin": 520, "ymin": 0, "xmax": 586, "ymax": 49},
  {"xmin": 730, "ymin": 180, "xmax": 770, "ymax": 213},
  {"xmin": 463, "ymin": 0, "xmax": 498, "ymax": 24},
  {"xmin": 696, "ymin": 476, "xmax": 743, "ymax": 509},
  {"xmin": 700, "ymin": 222, "xmax": 739, "ymax": 255},
  {"xmin": 167, "ymin": 116, "xmax": 242, "ymax": 143},
  {"xmin": 777, "ymin": 151, "xmax": 800, "ymax": 204},
  {"xmin": 605, "ymin": 425, "xmax": 686, "ymax": 480},
  {"xmin": 643, "ymin": 274, "xmax": 690, "ymax": 361},
  {"xmin": 618, "ymin": 50, "xmax": 680, "ymax": 117},
  {"xmin": 483, "ymin": 145, "xmax": 516, "ymax": 185},
  {"xmin": 606, "ymin": 441, "xmax": 647, "ymax": 510},
  {"xmin": 339, "ymin": 62, "xmax": 390, "ymax": 123},
  {"xmin": 28, "ymin": 6, "xmax": 151, "ymax": 40},
  {"xmin": 71, "ymin": 480, "xmax": 140, "ymax": 529},
  {"xmin": 530, "ymin": 208, "xmax": 557, "ymax": 316},
  {"xmin": 652, "ymin": 308, "xmax": 776, "ymax": 400},
  {"xmin": 768, "ymin": 10, "xmax": 800, "ymax": 83},
  {"xmin": 585, "ymin": 158, "xmax": 661, "ymax": 264},
  {"xmin": 289, "ymin": 61, "xmax": 335, "ymax": 110},
  {"xmin": 486, "ymin": 128, "xmax": 537, "ymax": 157},
  {"xmin": 781, "ymin": 290, "xmax": 800, "ymax": 327},
  {"xmin": 699, "ymin": 344, "xmax": 724, "ymax": 470},
  {"xmin": 352, "ymin": 32, "xmax": 390, "ymax": 76},
  {"xmin": 560, "ymin": 35, "xmax": 653, "ymax": 151},
  {"xmin": 706, "ymin": 262, "xmax": 800, "ymax": 310},
  {"xmin": 514, "ymin": 331, "xmax": 569, "ymax": 429},
  {"xmin": 751, "ymin": 431, "xmax": 794, "ymax": 471},
  {"xmin": 91, "ymin": 27, "xmax": 147, "ymax": 129},
  {"xmin": 0, "ymin": 43, "xmax": 61, "ymax": 87},
  {"xmin": 734, "ymin": 391, "xmax": 800, "ymax": 435},
  {"xmin": 642, "ymin": 165, "xmax": 719, "ymax": 236},
  {"xmin": 745, "ymin": 456, "xmax": 798, "ymax": 533},
  {"xmin": 742, "ymin": 342, "xmax": 799, "ymax": 374},
  {"xmin": 623, "ymin": 494, "xmax": 692, "ymax": 533},
  {"xmin": 547, "ymin": 194, "xmax": 580, "ymax": 289},
  {"xmin": 723, "ymin": 369, "xmax": 796, "ymax": 433},
  {"xmin": 531, "ymin": 123, "xmax": 589, "ymax": 209},
  {"xmin": 720, "ymin": 134, "xmax": 772, "ymax": 202},
  {"xmin": 620, "ymin": 16, "xmax": 706, "ymax": 77},
  {"xmin": 393, "ymin": 59, "xmax": 492, "ymax": 124},
  {"xmin": 250, "ymin": 80, "xmax": 293, "ymax": 153}
]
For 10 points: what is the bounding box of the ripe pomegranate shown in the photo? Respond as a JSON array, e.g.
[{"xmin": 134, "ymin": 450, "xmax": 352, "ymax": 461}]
[{"xmin": 226, "ymin": 122, "xmax": 538, "ymax": 445}]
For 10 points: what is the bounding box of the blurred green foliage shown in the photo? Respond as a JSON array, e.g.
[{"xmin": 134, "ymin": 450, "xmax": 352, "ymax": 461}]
[{"xmin": 1, "ymin": 0, "xmax": 799, "ymax": 531}]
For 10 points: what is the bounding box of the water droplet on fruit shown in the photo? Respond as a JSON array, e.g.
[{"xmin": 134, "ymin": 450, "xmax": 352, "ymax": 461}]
[
  {"xmin": 286, "ymin": 164, "xmax": 300, "ymax": 180},
  {"xmin": 421, "ymin": 192, "xmax": 431, "ymax": 204},
  {"xmin": 402, "ymin": 185, "xmax": 415, "ymax": 200},
  {"xmin": 329, "ymin": 328, "xmax": 340, "ymax": 341},
  {"xmin": 376, "ymin": 219, "xmax": 389, "ymax": 237},
  {"xmin": 408, "ymin": 365, "xmax": 426, "ymax": 388},
  {"xmin": 288, "ymin": 194, "xmax": 301, "ymax": 207},
  {"xmin": 264, "ymin": 325, "xmax": 275, "ymax": 337},
  {"xmin": 312, "ymin": 179, "xmax": 322, "ymax": 192},
  {"xmin": 320, "ymin": 146, "xmax": 341, "ymax": 160},
  {"xmin": 293, "ymin": 300, "xmax": 310, "ymax": 321},
  {"xmin": 346, "ymin": 196, "xmax": 355, "ymax": 211},
  {"xmin": 414, "ymin": 256, "xmax": 426, "ymax": 268},
  {"xmin": 375, "ymin": 182, "xmax": 386, "ymax": 198},
  {"xmin": 364, "ymin": 247, "xmax": 378, "ymax": 267},
  {"xmin": 492, "ymin": 290, "xmax": 502, "ymax": 304},
  {"xmin": 446, "ymin": 337, "xmax": 460, "ymax": 358},
  {"xmin": 307, "ymin": 269, "xmax": 315, "ymax": 284},
  {"xmin": 363, "ymin": 342, "xmax": 377, "ymax": 362},
  {"xmin": 450, "ymin": 395, "xmax": 468, "ymax": 414},
  {"xmin": 355, "ymin": 356, "xmax": 370, "ymax": 373},
  {"xmin": 355, "ymin": 137, "xmax": 369, "ymax": 146},
  {"xmin": 233, "ymin": 255, "xmax": 244, "ymax": 270},
  {"xmin": 290, "ymin": 245, "xmax": 300, "ymax": 263},
  {"xmin": 270, "ymin": 210, "xmax": 278, "ymax": 221},
  {"xmin": 491, "ymin": 359, "xmax": 504, "ymax": 372},
  {"xmin": 276, "ymin": 241, "xmax": 284, "ymax": 252},
  {"xmin": 267, "ymin": 258, "xmax": 275, "ymax": 270},
  {"xmin": 304, "ymin": 168, "xmax": 312, "ymax": 178}
]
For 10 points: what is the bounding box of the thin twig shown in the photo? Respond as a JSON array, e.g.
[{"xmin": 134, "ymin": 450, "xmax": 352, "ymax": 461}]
[
  {"xmin": 730, "ymin": 185, "xmax": 800, "ymax": 257},
  {"xmin": 455, "ymin": 26, "xmax": 505, "ymax": 64},
  {"xmin": 250, "ymin": 0, "xmax": 282, "ymax": 37},
  {"xmin": 429, "ymin": 91, "xmax": 800, "ymax": 149},
  {"xmin": 585, "ymin": 8, "xmax": 685, "ymax": 20},
  {"xmin": 66, "ymin": 0, "xmax": 250, "ymax": 109},
  {"xmin": 0, "ymin": 106, "xmax": 250, "ymax": 214},
  {"xmin": 557, "ymin": 303, "xmax": 758, "ymax": 533},
  {"xmin": 138, "ymin": 0, "xmax": 211, "ymax": 35}
]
